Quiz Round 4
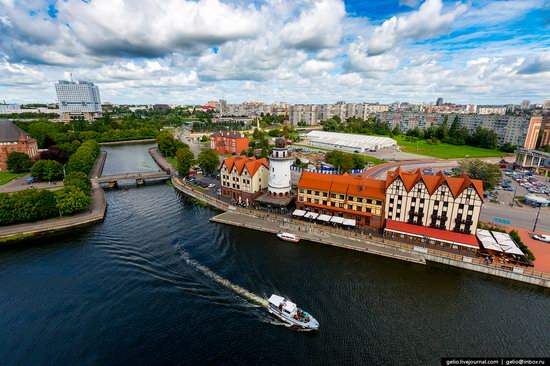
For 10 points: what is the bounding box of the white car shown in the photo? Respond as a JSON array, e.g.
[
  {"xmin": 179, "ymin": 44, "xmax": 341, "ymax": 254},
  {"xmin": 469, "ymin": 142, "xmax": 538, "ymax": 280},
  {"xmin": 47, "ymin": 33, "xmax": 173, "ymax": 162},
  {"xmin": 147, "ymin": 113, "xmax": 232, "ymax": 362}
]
[
  {"xmin": 207, "ymin": 183, "xmax": 216, "ymax": 188},
  {"xmin": 533, "ymin": 234, "xmax": 550, "ymax": 243}
]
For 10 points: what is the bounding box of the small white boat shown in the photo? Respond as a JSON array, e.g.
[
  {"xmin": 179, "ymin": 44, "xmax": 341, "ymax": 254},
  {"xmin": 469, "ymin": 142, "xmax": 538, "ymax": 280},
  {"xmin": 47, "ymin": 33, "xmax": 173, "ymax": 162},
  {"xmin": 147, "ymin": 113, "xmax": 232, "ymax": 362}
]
[
  {"xmin": 267, "ymin": 294, "xmax": 319, "ymax": 331},
  {"xmin": 276, "ymin": 232, "xmax": 299, "ymax": 243}
]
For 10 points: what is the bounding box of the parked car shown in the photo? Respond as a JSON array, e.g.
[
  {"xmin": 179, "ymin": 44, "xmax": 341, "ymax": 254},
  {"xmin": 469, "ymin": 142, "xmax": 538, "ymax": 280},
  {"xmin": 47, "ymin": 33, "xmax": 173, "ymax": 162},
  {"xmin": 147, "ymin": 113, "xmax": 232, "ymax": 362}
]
[{"xmin": 533, "ymin": 234, "xmax": 550, "ymax": 243}]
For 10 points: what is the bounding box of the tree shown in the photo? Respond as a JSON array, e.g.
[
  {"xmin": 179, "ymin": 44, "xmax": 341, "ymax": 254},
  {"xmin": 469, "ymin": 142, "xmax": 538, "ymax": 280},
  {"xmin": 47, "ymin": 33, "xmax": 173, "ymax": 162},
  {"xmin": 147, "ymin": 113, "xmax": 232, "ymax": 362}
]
[
  {"xmin": 197, "ymin": 148, "xmax": 220, "ymax": 174},
  {"xmin": 7, "ymin": 151, "xmax": 33, "ymax": 172},
  {"xmin": 64, "ymin": 171, "xmax": 91, "ymax": 193},
  {"xmin": 392, "ymin": 125, "xmax": 401, "ymax": 136},
  {"xmin": 324, "ymin": 150, "xmax": 357, "ymax": 173},
  {"xmin": 156, "ymin": 130, "xmax": 187, "ymax": 157},
  {"xmin": 176, "ymin": 147, "xmax": 194, "ymax": 177},
  {"xmin": 31, "ymin": 160, "xmax": 64, "ymax": 181},
  {"xmin": 200, "ymin": 135, "xmax": 208, "ymax": 142},
  {"xmin": 457, "ymin": 159, "xmax": 502, "ymax": 190},
  {"xmin": 40, "ymin": 146, "xmax": 69, "ymax": 164},
  {"xmin": 55, "ymin": 186, "xmax": 91, "ymax": 216}
]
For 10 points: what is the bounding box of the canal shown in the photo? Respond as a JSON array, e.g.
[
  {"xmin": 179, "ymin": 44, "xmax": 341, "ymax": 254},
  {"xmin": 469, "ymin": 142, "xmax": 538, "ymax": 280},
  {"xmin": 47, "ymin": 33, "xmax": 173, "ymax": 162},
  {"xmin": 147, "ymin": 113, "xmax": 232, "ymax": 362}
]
[{"xmin": 0, "ymin": 143, "xmax": 548, "ymax": 365}]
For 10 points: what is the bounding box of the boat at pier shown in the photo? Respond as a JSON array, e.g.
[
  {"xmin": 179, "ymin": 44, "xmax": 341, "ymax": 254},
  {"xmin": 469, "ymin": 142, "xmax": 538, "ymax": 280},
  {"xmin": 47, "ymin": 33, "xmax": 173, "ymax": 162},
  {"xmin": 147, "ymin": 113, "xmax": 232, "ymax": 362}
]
[
  {"xmin": 267, "ymin": 294, "xmax": 319, "ymax": 331},
  {"xmin": 276, "ymin": 232, "xmax": 300, "ymax": 243}
]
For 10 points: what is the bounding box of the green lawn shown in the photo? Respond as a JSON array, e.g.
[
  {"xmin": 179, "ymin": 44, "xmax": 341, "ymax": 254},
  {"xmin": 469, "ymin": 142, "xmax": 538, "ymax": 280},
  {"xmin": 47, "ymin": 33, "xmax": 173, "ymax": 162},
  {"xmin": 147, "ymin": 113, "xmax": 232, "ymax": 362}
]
[
  {"xmin": 0, "ymin": 172, "xmax": 28, "ymax": 186},
  {"xmin": 394, "ymin": 135, "xmax": 508, "ymax": 159}
]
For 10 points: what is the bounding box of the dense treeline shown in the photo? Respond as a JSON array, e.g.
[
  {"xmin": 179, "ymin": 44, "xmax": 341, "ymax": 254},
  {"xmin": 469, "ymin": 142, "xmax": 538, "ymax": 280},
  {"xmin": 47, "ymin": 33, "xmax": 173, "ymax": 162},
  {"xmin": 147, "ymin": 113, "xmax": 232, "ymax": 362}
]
[
  {"xmin": 0, "ymin": 112, "xmax": 59, "ymax": 119},
  {"xmin": 66, "ymin": 140, "xmax": 101, "ymax": 175},
  {"xmin": 0, "ymin": 152, "xmax": 94, "ymax": 226}
]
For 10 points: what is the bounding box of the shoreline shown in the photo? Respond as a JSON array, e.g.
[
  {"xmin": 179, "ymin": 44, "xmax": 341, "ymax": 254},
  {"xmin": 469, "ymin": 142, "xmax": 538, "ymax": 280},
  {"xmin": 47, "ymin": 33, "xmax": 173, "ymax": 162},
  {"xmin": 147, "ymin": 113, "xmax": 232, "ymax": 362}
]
[
  {"xmin": 166, "ymin": 168, "xmax": 550, "ymax": 288},
  {"xmin": 0, "ymin": 151, "xmax": 110, "ymax": 244}
]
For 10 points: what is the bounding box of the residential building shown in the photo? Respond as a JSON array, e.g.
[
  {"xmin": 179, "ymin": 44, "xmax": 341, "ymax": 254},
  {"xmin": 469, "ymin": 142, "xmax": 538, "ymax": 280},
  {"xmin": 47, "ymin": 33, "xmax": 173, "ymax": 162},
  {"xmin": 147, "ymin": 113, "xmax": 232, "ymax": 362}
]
[
  {"xmin": 384, "ymin": 167, "xmax": 484, "ymax": 235},
  {"xmin": 296, "ymin": 172, "xmax": 386, "ymax": 228},
  {"xmin": 524, "ymin": 116, "xmax": 542, "ymax": 149},
  {"xmin": 220, "ymin": 156, "xmax": 269, "ymax": 204},
  {"xmin": 543, "ymin": 99, "xmax": 550, "ymax": 111},
  {"xmin": 436, "ymin": 97, "xmax": 444, "ymax": 106},
  {"xmin": 541, "ymin": 117, "xmax": 550, "ymax": 147},
  {"xmin": 210, "ymin": 131, "xmax": 249, "ymax": 155},
  {"xmin": 0, "ymin": 120, "xmax": 39, "ymax": 171},
  {"xmin": 477, "ymin": 105, "xmax": 507, "ymax": 115},
  {"xmin": 55, "ymin": 80, "xmax": 102, "ymax": 121}
]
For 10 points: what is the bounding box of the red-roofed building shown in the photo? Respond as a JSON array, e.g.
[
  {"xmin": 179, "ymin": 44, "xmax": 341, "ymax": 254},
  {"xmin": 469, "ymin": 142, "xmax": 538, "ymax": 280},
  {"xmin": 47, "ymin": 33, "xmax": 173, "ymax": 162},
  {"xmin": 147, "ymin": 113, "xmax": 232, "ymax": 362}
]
[
  {"xmin": 296, "ymin": 171, "xmax": 386, "ymax": 228},
  {"xmin": 220, "ymin": 156, "xmax": 269, "ymax": 204},
  {"xmin": 384, "ymin": 167, "xmax": 484, "ymax": 235},
  {"xmin": 210, "ymin": 131, "xmax": 249, "ymax": 155},
  {"xmin": 0, "ymin": 120, "xmax": 39, "ymax": 171}
]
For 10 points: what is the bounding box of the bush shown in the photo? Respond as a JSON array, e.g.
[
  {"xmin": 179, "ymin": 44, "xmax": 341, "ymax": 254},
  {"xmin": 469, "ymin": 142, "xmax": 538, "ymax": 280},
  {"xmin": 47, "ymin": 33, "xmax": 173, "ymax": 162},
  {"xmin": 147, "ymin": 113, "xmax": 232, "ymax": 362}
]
[
  {"xmin": 66, "ymin": 140, "xmax": 100, "ymax": 175},
  {"xmin": 7, "ymin": 151, "xmax": 33, "ymax": 172},
  {"xmin": 509, "ymin": 230, "xmax": 536, "ymax": 261},
  {"xmin": 0, "ymin": 190, "xmax": 58, "ymax": 226},
  {"xmin": 55, "ymin": 186, "xmax": 91, "ymax": 216},
  {"xmin": 64, "ymin": 171, "xmax": 91, "ymax": 193},
  {"xmin": 31, "ymin": 159, "xmax": 64, "ymax": 181}
]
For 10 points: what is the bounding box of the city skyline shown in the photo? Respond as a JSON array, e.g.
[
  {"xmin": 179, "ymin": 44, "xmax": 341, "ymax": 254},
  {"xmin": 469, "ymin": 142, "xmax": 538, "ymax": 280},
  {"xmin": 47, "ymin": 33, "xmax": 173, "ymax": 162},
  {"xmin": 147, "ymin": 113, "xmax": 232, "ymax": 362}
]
[{"xmin": 1, "ymin": 0, "xmax": 549, "ymax": 105}]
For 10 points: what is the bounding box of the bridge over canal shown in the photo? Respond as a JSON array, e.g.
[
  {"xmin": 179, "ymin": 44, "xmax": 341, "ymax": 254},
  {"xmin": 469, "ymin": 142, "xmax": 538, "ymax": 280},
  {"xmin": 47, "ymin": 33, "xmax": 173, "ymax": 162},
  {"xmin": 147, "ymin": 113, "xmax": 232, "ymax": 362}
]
[{"xmin": 96, "ymin": 171, "xmax": 171, "ymax": 188}]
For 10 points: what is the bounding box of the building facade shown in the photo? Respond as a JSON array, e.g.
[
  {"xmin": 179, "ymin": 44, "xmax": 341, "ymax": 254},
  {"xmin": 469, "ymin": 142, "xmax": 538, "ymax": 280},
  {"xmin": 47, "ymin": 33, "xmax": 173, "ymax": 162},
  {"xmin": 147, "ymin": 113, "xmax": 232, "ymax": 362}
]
[
  {"xmin": 514, "ymin": 149, "xmax": 550, "ymax": 175},
  {"xmin": 524, "ymin": 116, "xmax": 542, "ymax": 149},
  {"xmin": 384, "ymin": 168, "xmax": 484, "ymax": 235},
  {"xmin": 296, "ymin": 172, "xmax": 386, "ymax": 228},
  {"xmin": 210, "ymin": 131, "xmax": 249, "ymax": 155},
  {"xmin": 540, "ymin": 116, "xmax": 550, "ymax": 147},
  {"xmin": 0, "ymin": 120, "xmax": 39, "ymax": 171},
  {"xmin": 55, "ymin": 80, "xmax": 102, "ymax": 121},
  {"xmin": 220, "ymin": 156, "xmax": 269, "ymax": 204}
]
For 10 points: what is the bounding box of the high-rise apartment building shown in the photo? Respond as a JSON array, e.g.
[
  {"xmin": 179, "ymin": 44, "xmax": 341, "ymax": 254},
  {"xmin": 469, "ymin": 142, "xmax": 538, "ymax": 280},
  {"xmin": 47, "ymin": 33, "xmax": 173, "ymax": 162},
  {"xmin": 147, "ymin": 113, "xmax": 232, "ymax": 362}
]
[
  {"xmin": 55, "ymin": 80, "xmax": 102, "ymax": 121},
  {"xmin": 436, "ymin": 97, "xmax": 444, "ymax": 106},
  {"xmin": 524, "ymin": 116, "xmax": 542, "ymax": 149}
]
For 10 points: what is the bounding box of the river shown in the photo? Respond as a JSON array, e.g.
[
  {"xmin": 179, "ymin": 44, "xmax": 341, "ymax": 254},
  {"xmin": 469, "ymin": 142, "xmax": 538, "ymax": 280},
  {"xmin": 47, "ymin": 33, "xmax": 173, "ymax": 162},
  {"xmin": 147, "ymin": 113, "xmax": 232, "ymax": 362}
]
[{"xmin": 0, "ymin": 143, "xmax": 548, "ymax": 365}]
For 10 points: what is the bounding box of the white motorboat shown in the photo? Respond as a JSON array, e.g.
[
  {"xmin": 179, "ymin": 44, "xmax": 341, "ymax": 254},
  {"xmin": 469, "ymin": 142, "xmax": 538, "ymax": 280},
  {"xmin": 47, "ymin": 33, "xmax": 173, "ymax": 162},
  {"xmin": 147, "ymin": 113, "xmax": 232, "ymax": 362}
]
[
  {"xmin": 267, "ymin": 294, "xmax": 319, "ymax": 331},
  {"xmin": 276, "ymin": 232, "xmax": 299, "ymax": 243}
]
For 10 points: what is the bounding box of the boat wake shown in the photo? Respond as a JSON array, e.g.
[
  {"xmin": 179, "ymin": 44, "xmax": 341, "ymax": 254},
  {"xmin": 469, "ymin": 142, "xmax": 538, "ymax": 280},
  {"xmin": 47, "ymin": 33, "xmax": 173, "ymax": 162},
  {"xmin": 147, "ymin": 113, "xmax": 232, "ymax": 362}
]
[{"xmin": 181, "ymin": 252, "xmax": 269, "ymax": 308}]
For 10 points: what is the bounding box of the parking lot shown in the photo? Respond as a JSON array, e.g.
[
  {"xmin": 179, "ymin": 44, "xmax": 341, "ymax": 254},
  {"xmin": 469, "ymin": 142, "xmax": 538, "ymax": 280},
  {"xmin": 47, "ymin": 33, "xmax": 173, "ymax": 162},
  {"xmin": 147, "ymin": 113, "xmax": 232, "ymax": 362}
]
[
  {"xmin": 183, "ymin": 173, "xmax": 220, "ymax": 193},
  {"xmin": 493, "ymin": 170, "xmax": 550, "ymax": 206}
]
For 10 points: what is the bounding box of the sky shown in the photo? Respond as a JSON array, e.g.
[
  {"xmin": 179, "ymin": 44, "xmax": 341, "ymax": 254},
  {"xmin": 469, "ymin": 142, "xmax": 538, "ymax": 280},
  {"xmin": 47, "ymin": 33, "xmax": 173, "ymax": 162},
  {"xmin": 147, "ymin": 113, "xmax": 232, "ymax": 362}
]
[{"xmin": 0, "ymin": 0, "xmax": 549, "ymax": 105}]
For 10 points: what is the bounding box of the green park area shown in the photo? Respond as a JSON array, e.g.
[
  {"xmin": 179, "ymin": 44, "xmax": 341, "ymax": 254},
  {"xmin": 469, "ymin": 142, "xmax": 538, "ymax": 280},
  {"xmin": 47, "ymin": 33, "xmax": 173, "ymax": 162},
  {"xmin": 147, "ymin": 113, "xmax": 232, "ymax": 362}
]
[
  {"xmin": 394, "ymin": 135, "xmax": 508, "ymax": 159},
  {"xmin": 0, "ymin": 172, "xmax": 27, "ymax": 186}
]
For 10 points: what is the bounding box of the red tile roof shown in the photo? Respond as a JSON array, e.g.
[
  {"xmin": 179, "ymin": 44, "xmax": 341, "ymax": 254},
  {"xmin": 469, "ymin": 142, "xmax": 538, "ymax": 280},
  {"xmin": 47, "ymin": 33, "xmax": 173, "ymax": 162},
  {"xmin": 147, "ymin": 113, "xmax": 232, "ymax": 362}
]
[
  {"xmin": 298, "ymin": 171, "xmax": 386, "ymax": 200},
  {"xmin": 385, "ymin": 167, "xmax": 484, "ymax": 201},
  {"xmin": 222, "ymin": 156, "xmax": 268, "ymax": 176},
  {"xmin": 385, "ymin": 220, "xmax": 479, "ymax": 248}
]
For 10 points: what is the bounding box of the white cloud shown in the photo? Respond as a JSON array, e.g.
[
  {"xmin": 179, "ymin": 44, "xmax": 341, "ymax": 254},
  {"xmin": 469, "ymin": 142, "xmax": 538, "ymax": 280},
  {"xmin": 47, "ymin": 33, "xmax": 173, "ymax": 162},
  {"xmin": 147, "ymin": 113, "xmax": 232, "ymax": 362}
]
[
  {"xmin": 280, "ymin": 0, "xmax": 345, "ymax": 49},
  {"xmin": 299, "ymin": 59, "xmax": 335, "ymax": 76}
]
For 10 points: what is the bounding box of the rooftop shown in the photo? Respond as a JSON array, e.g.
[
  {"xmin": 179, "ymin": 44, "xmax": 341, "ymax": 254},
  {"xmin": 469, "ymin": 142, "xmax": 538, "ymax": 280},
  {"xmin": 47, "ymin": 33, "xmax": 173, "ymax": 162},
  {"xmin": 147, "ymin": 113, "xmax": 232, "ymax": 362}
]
[
  {"xmin": 298, "ymin": 171, "xmax": 386, "ymax": 200},
  {"xmin": 222, "ymin": 155, "xmax": 268, "ymax": 176},
  {"xmin": 0, "ymin": 120, "xmax": 29, "ymax": 143},
  {"xmin": 385, "ymin": 220, "xmax": 479, "ymax": 249}
]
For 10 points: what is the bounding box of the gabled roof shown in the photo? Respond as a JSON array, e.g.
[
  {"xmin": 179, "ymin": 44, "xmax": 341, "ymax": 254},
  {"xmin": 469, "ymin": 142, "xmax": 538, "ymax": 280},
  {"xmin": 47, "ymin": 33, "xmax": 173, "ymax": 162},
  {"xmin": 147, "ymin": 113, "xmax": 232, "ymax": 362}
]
[
  {"xmin": 0, "ymin": 120, "xmax": 29, "ymax": 143},
  {"xmin": 385, "ymin": 167, "xmax": 484, "ymax": 201},
  {"xmin": 298, "ymin": 171, "xmax": 386, "ymax": 200},
  {"xmin": 222, "ymin": 156, "xmax": 268, "ymax": 177}
]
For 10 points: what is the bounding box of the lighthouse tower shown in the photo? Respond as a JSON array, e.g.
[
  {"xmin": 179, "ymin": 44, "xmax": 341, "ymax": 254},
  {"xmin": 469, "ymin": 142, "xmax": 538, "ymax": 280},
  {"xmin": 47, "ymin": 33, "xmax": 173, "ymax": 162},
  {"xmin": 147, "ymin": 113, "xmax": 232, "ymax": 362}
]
[{"xmin": 268, "ymin": 137, "xmax": 293, "ymax": 198}]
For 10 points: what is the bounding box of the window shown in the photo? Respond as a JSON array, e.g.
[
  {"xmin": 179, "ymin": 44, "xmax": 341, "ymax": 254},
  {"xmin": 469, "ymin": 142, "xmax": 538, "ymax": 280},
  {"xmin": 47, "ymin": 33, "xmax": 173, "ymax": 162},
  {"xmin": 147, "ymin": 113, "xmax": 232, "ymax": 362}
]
[
  {"xmin": 459, "ymin": 204, "xmax": 464, "ymax": 209},
  {"xmin": 339, "ymin": 203, "xmax": 344, "ymax": 208},
  {"xmin": 348, "ymin": 204, "xmax": 353, "ymax": 210},
  {"xmin": 420, "ymin": 199, "xmax": 425, "ymax": 204},
  {"xmin": 366, "ymin": 207, "xmax": 371, "ymax": 213},
  {"xmin": 443, "ymin": 202, "xmax": 448, "ymax": 207},
  {"xmin": 412, "ymin": 197, "xmax": 417, "ymax": 203}
]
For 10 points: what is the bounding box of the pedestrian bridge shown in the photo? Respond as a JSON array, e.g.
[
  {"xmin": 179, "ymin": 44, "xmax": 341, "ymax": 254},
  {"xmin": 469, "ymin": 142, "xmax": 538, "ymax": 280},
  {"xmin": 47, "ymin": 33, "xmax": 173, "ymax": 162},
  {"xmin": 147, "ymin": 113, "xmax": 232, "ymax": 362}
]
[{"xmin": 96, "ymin": 171, "xmax": 171, "ymax": 186}]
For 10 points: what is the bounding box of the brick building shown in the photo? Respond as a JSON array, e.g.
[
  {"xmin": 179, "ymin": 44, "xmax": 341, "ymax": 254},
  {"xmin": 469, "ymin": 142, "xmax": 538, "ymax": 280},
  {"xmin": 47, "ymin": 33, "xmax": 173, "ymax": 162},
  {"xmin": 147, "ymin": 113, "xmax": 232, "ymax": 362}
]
[
  {"xmin": 210, "ymin": 131, "xmax": 249, "ymax": 155},
  {"xmin": 0, "ymin": 120, "xmax": 39, "ymax": 171}
]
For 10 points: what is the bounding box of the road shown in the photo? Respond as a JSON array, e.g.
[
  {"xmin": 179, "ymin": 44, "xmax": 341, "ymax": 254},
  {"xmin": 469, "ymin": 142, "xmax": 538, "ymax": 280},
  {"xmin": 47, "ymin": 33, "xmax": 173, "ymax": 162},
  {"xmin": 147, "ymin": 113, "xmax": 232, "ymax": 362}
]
[{"xmin": 480, "ymin": 203, "xmax": 550, "ymax": 233}]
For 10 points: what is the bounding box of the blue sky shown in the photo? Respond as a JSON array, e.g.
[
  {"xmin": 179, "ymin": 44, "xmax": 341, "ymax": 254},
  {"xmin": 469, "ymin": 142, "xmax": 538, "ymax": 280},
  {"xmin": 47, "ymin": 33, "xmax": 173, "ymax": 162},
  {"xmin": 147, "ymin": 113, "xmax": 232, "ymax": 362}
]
[{"xmin": 0, "ymin": 0, "xmax": 549, "ymax": 105}]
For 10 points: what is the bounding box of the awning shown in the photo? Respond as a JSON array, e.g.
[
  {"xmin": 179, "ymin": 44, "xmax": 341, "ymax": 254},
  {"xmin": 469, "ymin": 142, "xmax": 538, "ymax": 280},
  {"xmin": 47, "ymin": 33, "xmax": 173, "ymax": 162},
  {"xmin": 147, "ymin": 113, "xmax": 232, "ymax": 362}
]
[
  {"xmin": 491, "ymin": 231, "xmax": 525, "ymax": 256},
  {"xmin": 317, "ymin": 214, "xmax": 332, "ymax": 222},
  {"xmin": 330, "ymin": 216, "xmax": 345, "ymax": 224},
  {"xmin": 477, "ymin": 229, "xmax": 502, "ymax": 252},
  {"xmin": 292, "ymin": 209, "xmax": 306, "ymax": 217},
  {"xmin": 343, "ymin": 219, "xmax": 356, "ymax": 226},
  {"xmin": 384, "ymin": 220, "xmax": 479, "ymax": 249},
  {"xmin": 304, "ymin": 212, "xmax": 319, "ymax": 219}
]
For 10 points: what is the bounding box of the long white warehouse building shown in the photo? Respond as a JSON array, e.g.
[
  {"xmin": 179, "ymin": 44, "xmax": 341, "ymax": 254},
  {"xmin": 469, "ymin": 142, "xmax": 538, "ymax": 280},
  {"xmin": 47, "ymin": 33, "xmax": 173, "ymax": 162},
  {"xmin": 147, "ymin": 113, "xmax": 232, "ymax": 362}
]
[{"xmin": 305, "ymin": 131, "xmax": 396, "ymax": 152}]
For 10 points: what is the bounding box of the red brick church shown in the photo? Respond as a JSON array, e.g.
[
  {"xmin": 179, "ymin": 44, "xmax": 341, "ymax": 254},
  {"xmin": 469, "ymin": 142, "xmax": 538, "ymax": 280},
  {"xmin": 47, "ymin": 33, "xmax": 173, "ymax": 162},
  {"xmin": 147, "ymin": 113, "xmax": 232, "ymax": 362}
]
[{"xmin": 0, "ymin": 120, "xmax": 39, "ymax": 171}]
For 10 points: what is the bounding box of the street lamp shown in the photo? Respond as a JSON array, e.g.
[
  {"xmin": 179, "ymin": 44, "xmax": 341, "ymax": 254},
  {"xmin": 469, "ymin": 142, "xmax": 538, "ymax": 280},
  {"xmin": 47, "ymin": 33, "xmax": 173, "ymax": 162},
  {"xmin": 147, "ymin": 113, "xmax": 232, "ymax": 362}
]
[{"xmin": 532, "ymin": 205, "xmax": 542, "ymax": 232}]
